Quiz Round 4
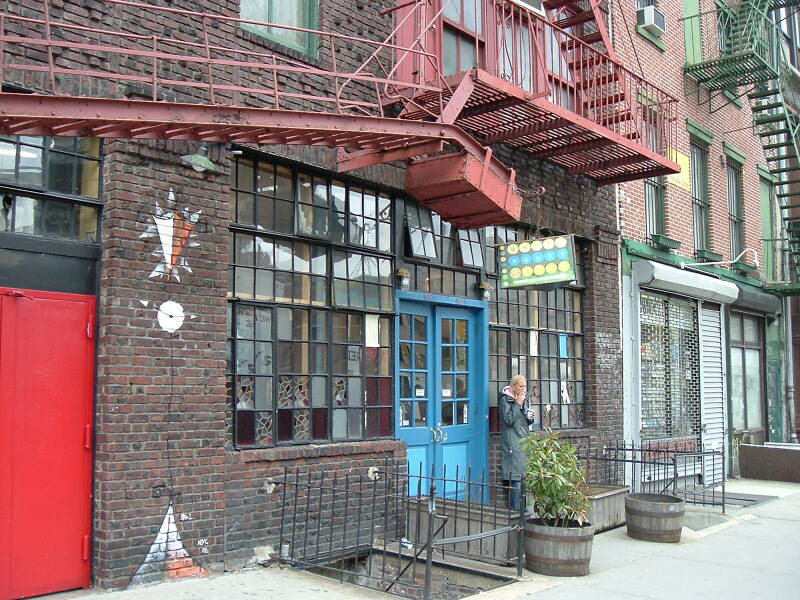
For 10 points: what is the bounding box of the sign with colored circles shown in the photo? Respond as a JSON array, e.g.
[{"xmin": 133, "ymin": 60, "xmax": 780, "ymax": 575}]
[{"xmin": 498, "ymin": 235, "xmax": 577, "ymax": 288}]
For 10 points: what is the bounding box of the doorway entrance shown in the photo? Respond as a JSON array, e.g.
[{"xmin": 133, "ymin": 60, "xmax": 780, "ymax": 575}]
[
  {"xmin": 396, "ymin": 292, "xmax": 488, "ymax": 497},
  {"xmin": 0, "ymin": 288, "xmax": 95, "ymax": 600}
]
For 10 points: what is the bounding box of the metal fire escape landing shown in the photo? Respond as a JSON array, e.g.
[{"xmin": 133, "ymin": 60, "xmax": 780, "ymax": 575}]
[
  {"xmin": 683, "ymin": 0, "xmax": 800, "ymax": 292},
  {"xmin": 0, "ymin": 0, "xmax": 678, "ymax": 227},
  {"xmin": 391, "ymin": 0, "xmax": 679, "ymax": 190}
]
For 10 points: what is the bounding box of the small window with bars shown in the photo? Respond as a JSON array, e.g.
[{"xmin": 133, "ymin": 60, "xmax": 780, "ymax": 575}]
[
  {"xmin": 690, "ymin": 138, "xmax": 710, "ymax": 254},
  {"xmin": 727, "ymin": 158, "xmax": 744, "ymax": 259},
  {"xmin": 645, "ymin": 177, "xmax": 666, "ymax": 241}
]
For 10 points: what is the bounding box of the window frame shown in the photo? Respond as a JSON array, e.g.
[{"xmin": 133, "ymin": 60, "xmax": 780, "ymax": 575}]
[
  {"xmin": 728, "ymin": 311, "xmax": 765, "ymax": 433},
  {"xmin": 645, "ymin": 176, "xmax": 667, "ymax": 241},
  {"xmin": 727, "ymin": 157, "xmax": 745, "ymax": 259},
  {"xmin": 690, "ymin": 137, "xmax": 710, "ymax": 254},
  {"xmin": 229, "ymin": 154, "xmax": 396, "ymax": 449},
  {"xmin": 239, "ymin": 0, "xmax": 319, "ymax": 56},
  {"xmin": 442, "ymin": 0, "xmax": 485, "ymax": 76}
]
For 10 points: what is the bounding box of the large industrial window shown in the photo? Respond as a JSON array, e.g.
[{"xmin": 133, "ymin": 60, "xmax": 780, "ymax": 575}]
[
  {"xmin": 690, "ymin": 137, "xmax": 710, "ymax": 254},
  {"xmin": 639, "ymin": 292, "xmax": 701, "ymax": 444},
  {"xmin": 485, "ymin": 225, "xmax": 585, "ymax": 431},
  {"xmin": 727, "ymin": 158, "xmax": 744, "ymax": 259},
  {"xmin": 228, "ymin": 155, "xmax": 394, "ymax": 448},
  {"xmin": 240, "ymin": 0, "xmax": 318, "ymax": 56},
  {"xmin": 0, "ymin": 136, "xmax": 102, "ymax": 242},
  {"xmin": 729, "ymin": 311, "xmax": 765, "ymax": 440},
  {"xmin": 401, "ymin": 200, "xmax": 482, "ymax": 295}
]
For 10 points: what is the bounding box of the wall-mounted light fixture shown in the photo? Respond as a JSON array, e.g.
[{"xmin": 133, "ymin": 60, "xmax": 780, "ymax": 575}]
[
  {"xmin": 478, "ymin": 280, "xmax": 494, "ymax": 301},
  {"xmin": 396, "ymin": 268, "xmax": 411, "ymax": 291},
  {"xmin": 680, "ymin": 248, "xmax": 759, "ymax": 270},
  {"xmin": 180, "ymin": 143, "xmax": 219, "ymax": 173}
]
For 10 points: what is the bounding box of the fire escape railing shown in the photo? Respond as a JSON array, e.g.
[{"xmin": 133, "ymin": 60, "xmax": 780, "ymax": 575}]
[
  {"xmin": 388, "ymin": 0, "xmax": 677, "ymax": 164},
  {"xmin": 0, "ymin": 0, "xmax": 444, "ymax": 117}
]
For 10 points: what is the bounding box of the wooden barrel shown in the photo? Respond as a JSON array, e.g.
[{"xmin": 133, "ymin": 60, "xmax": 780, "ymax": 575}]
[
  {"xmin": 524, "ymin": 518, "xmax": 594, "ymax": 576},
  {"xmin": 625, "ymin": 493, "xmax": 685, "ymax": 543}
]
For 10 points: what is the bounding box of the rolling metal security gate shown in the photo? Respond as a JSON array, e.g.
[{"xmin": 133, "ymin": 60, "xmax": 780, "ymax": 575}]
[{"xmin": 639, "ymin": 292, "xmax": 702, "ymax": 447}]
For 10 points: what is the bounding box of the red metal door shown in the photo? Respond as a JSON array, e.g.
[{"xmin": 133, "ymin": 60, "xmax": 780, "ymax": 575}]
[{"xmin": 0, "ymin": 288, "xmax": 94, "ymax": 600}]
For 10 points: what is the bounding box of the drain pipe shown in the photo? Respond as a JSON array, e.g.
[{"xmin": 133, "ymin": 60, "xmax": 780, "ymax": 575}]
[{"xmin": 784, "ymin": 296, "xmax": 798, "ymax": 442}]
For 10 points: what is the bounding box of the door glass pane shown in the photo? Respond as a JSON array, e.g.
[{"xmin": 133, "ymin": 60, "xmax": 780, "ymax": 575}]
[
  {"xmin": 441, "ymin": 346, "xmax": 453, "ymax": 371},
  {"xmin": 415, "ymin": 401, "xmax": 428, "ymax": 426},
  {"xmin": 414, "ymin": 315, "xmax": 427, "ymax": 340},
  {"xmin": 743, "ymin": 317, "xmax": 759, "ymax": 345},
  {"xmin": 414, "ymin": 344, "xmax": 427, "ymax": 369},
  {"xmin": 400, "ymin": 401, "xmax": 412, "ymax": 427},
  {"xmin": 441, "ymin": 319, "xmax": 453, "ymax": 344},
  {"xmin": 730, "ymin": 349, "xmax": 745, "ymax": 430},
  {"xmin": 457, "ymin": 401, "xmax": 469, "ymax": 424},
  {"xmin": 729, "ymin": 314, "xmax": 742, "ymax": 343},
  {"xmin": 400, "ymin": 373, "xmax": 412, "ymax": 397},
  {"xmin": 414, "ymin": 373, "xmax": 426, "ymax": 397},
  {"xmin": 441, "ymin": 401, "xmax": 454, "ymax": 426},
  {"xmin": 456, "ymin": 319, "xmax": 468, "ymax": 343},
  {"xmin": 744, "ymin": 349, "xmax": 763, "ymax": 428}
]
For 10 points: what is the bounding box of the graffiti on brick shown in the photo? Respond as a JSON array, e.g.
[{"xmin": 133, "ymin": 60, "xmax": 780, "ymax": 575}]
[
  {"xmin": 139, "ymin": 189, "xmax": 201, "ymax": 282},
  {"xmin": 137, "ymin": 299, "xmax": 196, "ymax": 334},
  {"xmin": 131, "ymin": 501, "xmax": 207, "ymax": 585}
]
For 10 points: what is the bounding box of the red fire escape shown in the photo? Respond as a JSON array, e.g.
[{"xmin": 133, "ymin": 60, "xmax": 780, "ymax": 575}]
[{"xmin": 0, "ymin": 0, "xmax": 678, "ymax": 228}]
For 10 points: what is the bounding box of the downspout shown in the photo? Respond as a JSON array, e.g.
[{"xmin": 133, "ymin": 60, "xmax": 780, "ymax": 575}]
[{"xmin": 784, "ymin": 296, "xmax": 798, "ymax": 442}]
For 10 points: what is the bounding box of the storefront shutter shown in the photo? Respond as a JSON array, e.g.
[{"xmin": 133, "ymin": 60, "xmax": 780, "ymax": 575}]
[{"xmin": 699, "ymin": 302, "xmax": 726, "ymax": 484}]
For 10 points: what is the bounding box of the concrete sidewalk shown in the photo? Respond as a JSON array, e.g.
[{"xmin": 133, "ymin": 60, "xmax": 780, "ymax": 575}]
[{"xmin": 51, "ymin": 479, "xmax": 800, "ymax": 600}]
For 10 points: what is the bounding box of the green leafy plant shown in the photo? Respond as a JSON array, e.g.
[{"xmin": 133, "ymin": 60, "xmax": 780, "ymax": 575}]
[{"xmin": 520, "ymin": 428, "xmax": 590, "ymax": 527}]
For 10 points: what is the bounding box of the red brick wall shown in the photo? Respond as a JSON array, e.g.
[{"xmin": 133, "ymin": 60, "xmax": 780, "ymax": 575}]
[
  {"xmin": 612, "ymin": 0, "xmax": 768, "ymax": 270},
  {"xmin": 4, "ymin": 0, "xmax": 626, "ymax": 587}
]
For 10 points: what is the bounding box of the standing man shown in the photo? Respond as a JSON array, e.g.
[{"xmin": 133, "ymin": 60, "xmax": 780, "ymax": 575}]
[{"xmin": 500, "ymin": 375, "xmax": 535, "ymax": 511}]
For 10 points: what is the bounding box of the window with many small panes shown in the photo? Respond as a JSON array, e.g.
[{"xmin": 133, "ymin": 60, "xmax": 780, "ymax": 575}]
[
  {"xmin": 0, "ymin": 136, "xmax": 102, "ymax": 243},
  {"xmin": 229, "ymin": 154, "xmax": 394, "ymax": 448},
  {"xmin": 485, "ymin": 226, "xmax": 585, "ymax": 431}
]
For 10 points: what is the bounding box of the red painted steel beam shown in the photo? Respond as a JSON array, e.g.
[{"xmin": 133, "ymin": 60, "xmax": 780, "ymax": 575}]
[
  {"xmin": 337, "ymin": 141, "xmax": 445, "ymax": 172},
  {"xmin": 0, "ymin": 94, "xmax": 514, "ymax": 181}
]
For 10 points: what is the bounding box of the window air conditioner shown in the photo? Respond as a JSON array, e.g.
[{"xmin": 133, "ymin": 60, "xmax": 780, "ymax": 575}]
[{"xmin": 637, "ymin": 6, "xmax": 667, "ymax": 38}]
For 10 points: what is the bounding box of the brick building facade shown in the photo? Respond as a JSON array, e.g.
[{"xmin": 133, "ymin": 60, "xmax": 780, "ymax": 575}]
[
  {"xmin": 612, "ymin": 1, "xmax": 796, "ymax": 474},
  {"xmin": 0, "ymin": 1, "xmax": 686, "ymax": 597}
]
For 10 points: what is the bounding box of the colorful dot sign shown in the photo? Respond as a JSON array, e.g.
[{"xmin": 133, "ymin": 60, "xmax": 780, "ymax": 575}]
[{"xmin": 498, "ymin": 235, "xmax": 577, "ymax": 288}]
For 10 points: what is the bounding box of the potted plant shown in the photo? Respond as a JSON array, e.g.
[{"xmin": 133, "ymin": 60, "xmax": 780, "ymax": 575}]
[{"xmin": 520, "ymin": 428, "xmax": 594, "ymax": 576}]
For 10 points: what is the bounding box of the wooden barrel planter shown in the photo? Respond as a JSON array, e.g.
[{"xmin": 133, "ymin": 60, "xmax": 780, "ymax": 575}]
[
  {"xmin": 524, "ymin": 518, "xmax": 595, "ymax": 577},
  {"xmin": 625, "ymin": 493, "xmax": 686, "ymax": 543}
]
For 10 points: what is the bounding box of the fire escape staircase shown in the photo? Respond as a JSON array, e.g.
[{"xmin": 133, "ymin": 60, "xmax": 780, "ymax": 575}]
[
  {"xmin": 684, "ymin": 0, "xmax": 800, "ymax": 293},
  {"xmin": 392, "ymin": 0, "xmax": 678, "ymax": 211},
  {"xmin": 0, "ymin": 0, "xmax": 679, "ymax": 228}
]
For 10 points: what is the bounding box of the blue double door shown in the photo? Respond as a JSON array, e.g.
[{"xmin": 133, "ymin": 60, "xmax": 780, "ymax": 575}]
[{"xmin": 396, "ymin": 294, "xmax": 487, "ymax": 497}]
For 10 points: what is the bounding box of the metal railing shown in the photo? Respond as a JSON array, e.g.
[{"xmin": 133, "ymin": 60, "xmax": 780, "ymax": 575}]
[
  {"xmin": 0, "ymin": 0, "xmax": 441, "ymax": 116},
  {"xmin": 583, "ymin": 440, "xmax": 726, "ymax": 511},
  {"xmin": 487, "ymin": 0, "xmax": 677, "ymax": 156},
  {"xmin": 276, "ymin": 461, "xmax": 524, "ymax": 600},
  {"xmin": 682, "ymin": 3, "xmax": 780, "ymax": 89}
]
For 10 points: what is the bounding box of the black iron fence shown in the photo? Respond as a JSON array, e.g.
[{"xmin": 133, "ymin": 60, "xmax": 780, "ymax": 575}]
[
  {"xmin": 582, "ymin": 441, "xmax": 726, "ymax": 511},
  {"xmin": 276, "ymin": 461, "xmax": 523, "ymax": 600}
]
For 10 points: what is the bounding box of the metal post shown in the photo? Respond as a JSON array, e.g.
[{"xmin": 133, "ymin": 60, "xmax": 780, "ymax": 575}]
[
  {"xmin": 517, "ymin": 489, "xmax": 525, "ymax": 578},
  {"xmin": 784, "ymin": 296, "xmax": 797, "ymax": 442},
  {"xmin": 423, "ymin": 478, "xmax": 436, "ymax": 600}
]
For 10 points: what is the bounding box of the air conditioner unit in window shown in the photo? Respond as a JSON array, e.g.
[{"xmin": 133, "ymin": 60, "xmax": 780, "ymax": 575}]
[{"xmin": 637, "ymin": 6, "xmax": 667, "ymax": 38}]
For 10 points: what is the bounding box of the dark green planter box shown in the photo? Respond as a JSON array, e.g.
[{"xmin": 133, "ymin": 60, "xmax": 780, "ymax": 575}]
[
  {"xmin": 650, "ymin": 234, "xmax": 681, "ymax": 251},
  {"xmin": 695, "ymin": 249, "xmax": 723, "ymax": 262}
]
